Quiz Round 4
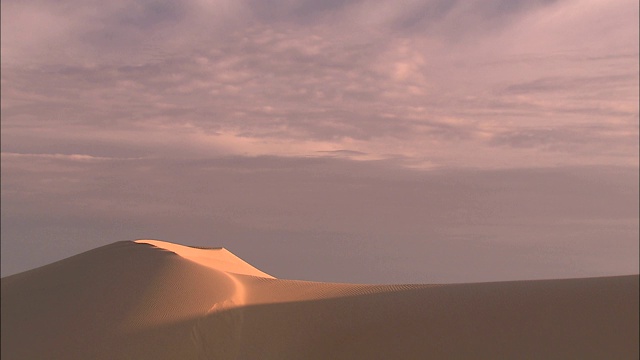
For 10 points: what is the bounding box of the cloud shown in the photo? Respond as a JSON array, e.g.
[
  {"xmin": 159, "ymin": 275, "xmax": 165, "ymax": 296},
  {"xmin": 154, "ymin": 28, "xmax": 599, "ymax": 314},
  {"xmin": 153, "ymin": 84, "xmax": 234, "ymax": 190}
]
[
  {"xmin": 2, "ymin": 0, "xmax": 638, "ymax": 168},
  {"xmin": 489, "ymin": 125, "xmax": 639, "ymax": 158}
]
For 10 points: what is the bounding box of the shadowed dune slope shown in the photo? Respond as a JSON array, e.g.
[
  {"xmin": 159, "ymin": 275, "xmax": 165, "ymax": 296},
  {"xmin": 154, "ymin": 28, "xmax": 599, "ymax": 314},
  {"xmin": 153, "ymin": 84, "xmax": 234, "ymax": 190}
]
[{"xmin": 2, "ymin": 240, "xmax": 638, "ymax": 359}]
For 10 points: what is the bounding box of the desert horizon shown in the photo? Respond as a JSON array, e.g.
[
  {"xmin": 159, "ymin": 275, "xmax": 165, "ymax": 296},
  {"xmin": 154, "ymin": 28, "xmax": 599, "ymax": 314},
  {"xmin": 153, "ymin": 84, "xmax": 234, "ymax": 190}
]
[
  {"xmin": 2, "ymin": 239, "xmax": 638, "ymax": 359},
  {"xmin": 2, "ymin": 0, "xmax": 638, "ymax": 358}
]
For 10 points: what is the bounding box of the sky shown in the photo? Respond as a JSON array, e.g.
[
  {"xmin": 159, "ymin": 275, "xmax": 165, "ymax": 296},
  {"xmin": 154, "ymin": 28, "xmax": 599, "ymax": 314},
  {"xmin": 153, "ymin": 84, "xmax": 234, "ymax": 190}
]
[{"xmin": 1, "ymin": 0, "xmax": 638, "ymax": 283}]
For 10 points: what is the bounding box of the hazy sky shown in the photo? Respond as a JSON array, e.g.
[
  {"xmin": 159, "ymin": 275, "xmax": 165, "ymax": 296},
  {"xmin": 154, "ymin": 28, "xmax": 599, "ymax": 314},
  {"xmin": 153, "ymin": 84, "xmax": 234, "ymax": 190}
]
[{"xmin": 1, "ymin": 0, "xmax": 638, "ymax": 282}]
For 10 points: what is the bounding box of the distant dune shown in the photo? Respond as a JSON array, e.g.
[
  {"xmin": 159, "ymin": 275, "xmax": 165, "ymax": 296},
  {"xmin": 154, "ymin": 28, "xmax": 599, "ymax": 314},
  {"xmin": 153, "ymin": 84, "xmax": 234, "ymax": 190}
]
[{"xmin": 2, "ymin": 240, "xmax": 638, "ymax": 359}]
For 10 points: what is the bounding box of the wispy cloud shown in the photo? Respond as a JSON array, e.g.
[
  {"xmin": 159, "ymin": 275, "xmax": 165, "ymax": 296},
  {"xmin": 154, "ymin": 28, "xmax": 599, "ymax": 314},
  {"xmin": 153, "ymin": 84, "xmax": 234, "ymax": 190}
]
[{"xmin": 2, "ymin": 0, "xmax": 637, "ymax": 167}]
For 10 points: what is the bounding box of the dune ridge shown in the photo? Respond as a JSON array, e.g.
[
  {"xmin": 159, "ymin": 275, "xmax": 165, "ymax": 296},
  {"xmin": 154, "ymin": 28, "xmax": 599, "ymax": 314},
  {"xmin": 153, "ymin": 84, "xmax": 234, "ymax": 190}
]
[
  {"xmin": 2, "ymin": 240, "xmax": 638, "ymax": 359},
  {"xmin": 135, "ymin": 239, "xmax": 274, "ymax": 279}
]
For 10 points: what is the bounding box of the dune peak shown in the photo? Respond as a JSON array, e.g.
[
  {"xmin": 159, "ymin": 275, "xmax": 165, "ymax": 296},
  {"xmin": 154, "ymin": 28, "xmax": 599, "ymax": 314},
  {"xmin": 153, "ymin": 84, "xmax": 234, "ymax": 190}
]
[{"xmin": 134, "ymin": 239, "xmax": 274, "ymax": 278}]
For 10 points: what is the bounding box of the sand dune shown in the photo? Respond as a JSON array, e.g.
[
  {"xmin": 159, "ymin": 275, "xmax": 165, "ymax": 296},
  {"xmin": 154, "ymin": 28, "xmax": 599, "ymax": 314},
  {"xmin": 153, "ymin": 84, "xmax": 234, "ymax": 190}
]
[{"xmin": 2, "ymin": 240, "xmax": 638, "ymax": 359}]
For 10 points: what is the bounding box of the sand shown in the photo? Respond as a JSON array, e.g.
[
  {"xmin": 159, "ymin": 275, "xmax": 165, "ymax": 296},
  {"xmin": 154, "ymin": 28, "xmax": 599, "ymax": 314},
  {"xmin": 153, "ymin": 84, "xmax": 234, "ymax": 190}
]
[{"xmin": 2, "ymin": 239, "xmax": 638, "ymax": 359}]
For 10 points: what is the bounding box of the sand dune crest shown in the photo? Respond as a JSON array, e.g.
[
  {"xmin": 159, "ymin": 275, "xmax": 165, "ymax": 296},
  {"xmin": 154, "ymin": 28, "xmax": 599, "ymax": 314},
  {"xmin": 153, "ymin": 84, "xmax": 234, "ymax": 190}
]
[{"xmin": 135, "ymin": 239, "xmax": 274, "ymax": 278}]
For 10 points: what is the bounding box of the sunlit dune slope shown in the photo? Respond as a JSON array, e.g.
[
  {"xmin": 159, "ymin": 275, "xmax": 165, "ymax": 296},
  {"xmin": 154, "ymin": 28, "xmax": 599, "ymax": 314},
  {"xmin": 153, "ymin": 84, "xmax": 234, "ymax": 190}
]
[
  {"xmin": 2, "ymin": 240, "xmax": 638, "ymax": 360},
  {"xmin": 135, "ymin": 239, "xmax": 274, "ymax": 278}
]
